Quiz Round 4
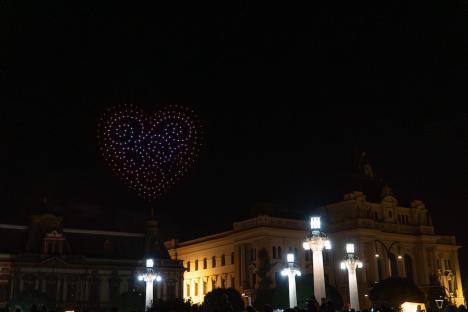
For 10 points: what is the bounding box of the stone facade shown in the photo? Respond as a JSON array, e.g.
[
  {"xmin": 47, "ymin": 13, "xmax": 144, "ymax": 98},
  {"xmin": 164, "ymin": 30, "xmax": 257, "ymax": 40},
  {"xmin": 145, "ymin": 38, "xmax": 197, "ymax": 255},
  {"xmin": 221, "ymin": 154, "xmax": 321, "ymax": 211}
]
[
  {"xmin": 0, "ymin": 213, "xmax": 184, "ymax": 311},
  {"xmin": 167, "ymin": 192, "xmax": 465, "ymax": 308}
]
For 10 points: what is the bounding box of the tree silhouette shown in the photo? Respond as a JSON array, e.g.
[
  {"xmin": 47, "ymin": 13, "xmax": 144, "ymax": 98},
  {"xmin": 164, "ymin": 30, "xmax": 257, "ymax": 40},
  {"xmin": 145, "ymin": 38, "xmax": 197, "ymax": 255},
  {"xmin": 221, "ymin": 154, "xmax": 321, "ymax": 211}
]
[{"xmin": 254, "ymin": 248, "xmax": 273, "ymax": 309}]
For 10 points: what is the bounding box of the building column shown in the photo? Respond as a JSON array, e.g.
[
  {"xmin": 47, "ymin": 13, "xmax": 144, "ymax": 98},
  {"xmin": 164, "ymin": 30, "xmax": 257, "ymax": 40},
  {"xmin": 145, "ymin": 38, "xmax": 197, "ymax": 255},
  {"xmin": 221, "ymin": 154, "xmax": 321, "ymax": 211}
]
[
  {"xmin": 100, "ymin": 276, "xmax": 109, "ymax": 304},
  {"xmin": 9, "ymin": 274, "xmax": 15, "ymax": 302},
  {"xmin": 175, "ymin": 278, "xmax": 180, "ymax": 299},
  {"xmin": 240, "ymin": 245, "xmax": 247, "ymax": 290},
  {"xmin": 62, "ymin": 277, "xmax": 68, "ymax": 303},
  {"xmin": 452, "ymin": 251, "xmax": 465, "ymax": 305},
  {"xmin": 163, "ymin": 280, "xmax": 168, "ymax": 301}
]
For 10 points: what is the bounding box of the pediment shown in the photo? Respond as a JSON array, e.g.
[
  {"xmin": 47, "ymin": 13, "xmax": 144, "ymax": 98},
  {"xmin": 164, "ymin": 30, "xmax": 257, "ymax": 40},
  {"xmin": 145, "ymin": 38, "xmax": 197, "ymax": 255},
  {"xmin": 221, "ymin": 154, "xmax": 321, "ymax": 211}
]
[{"xmin": 40, "ymin": 256, "xmax": 68, "ymax": 267}]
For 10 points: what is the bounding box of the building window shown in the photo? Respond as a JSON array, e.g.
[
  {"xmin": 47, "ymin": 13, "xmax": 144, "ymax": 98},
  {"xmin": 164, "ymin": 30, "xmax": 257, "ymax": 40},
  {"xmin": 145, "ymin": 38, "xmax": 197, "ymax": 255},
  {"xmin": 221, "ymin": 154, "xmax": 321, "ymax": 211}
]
[
  {"xmin": 278, "ymin": 246, "xmax": 282, "ymax": 259},
  {"xmin": 187, "ymin": 261, "xmax": 190, "ymax": 272},
  {"xmin": 187, "ymin": 284, "xmax": 191, "ymax": 297},
  {"xmin": 212, "ymin": 279, "xmax": 216, "ymax": 290},
  {"xmin": 252, "ymin": 273, "xmax": 256, "ymax": 288},
  {"xmin": 203, "ymin": 282, "xmax": 207, "ymax": 295},
  {"xmin": 231, "ymin": 252, "xmax": 235, "ymax": 264},
  {"xmin": 195, "ymin": 260, "xmax": 199, "ymax": 271},
  {"xmin": 388, "ymin": 210, "xmax": 393, "ymax": 218},
  {"xmin": 404, "ymin": 254, "xmax": 414, "ymax": 281},
  {"xmin": 194, "ymin": 283, "xmax": 198, "ymax": 296},
  {"xmin": 272, "ymin": 246, "xmax": 276, "ymax": 259},
  {"xmin": 231, "ymin": 277, "xmax": 235, "ymax": 288},
  {"xmin": 203, "ymin": 258, "xmax": 207, "ymax": 270},
  {"xmin": 389, "ymin": 253, "xmax": 398, "ymax": 276},
  {"xmin": 221, "ymin": 279, "xmax": 226, "ymax": 288},
  {"xmin": 212, "ymin": 256, "xmax": 216, "ymax": 268},
  {"xmin": 221, "ymin": 254, "xmax": 226, "ymax": 266}
]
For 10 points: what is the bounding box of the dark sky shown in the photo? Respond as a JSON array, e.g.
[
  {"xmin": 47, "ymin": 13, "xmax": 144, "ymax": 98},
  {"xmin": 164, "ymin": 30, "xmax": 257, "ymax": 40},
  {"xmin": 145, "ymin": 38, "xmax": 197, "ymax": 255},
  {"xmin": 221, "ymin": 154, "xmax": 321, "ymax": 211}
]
[{"xmin": 2, "ymin": 2, "xmax": 468, "ymax": 267}]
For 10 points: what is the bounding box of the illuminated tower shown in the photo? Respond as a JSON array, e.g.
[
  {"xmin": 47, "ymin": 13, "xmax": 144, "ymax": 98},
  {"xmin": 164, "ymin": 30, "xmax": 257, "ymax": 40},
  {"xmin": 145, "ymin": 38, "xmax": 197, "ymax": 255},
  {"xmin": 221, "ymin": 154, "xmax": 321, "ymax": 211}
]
[
  {"xmin": 138, "ymin": 258, "xmax": 162, "ymax": 309},
  {"xmin": 303, "ymin": 216, "xmax": 331, "ymax": 301},
  {"xmin": 281, "ymin": 253, "xmax": 301, "ymax": 308},
  {"xmin": 340, "ymin": 243, "xmax": 363, "ymax": 311}
]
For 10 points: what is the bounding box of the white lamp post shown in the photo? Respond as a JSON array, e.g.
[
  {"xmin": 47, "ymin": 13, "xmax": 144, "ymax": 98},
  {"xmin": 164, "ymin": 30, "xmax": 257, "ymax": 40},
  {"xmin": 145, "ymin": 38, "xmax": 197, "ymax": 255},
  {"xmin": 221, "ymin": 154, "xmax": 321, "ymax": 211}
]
[
  {"xmin": 281, "ymin": 253, "xmax": 301, "ymax": 308},
  {"xmin": 340, "ymin": 243, "xmax": 363, "ymax": 312},
  {"xmin": 303, "ymin": 216, "xmax": 331, "ymax": 302},
  {"xmin": 138, "ymin": 258, "xmax": 163, "ymax": 310}
]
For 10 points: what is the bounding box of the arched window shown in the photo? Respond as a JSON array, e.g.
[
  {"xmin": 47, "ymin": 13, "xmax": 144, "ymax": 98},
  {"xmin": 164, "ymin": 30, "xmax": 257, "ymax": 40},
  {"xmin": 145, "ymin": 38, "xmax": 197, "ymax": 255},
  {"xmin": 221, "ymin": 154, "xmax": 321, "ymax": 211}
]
[
  {"xmin": 195, "ymin": 259, "xmax": 199, "ymax": 271},
  {"xmin": 221, "ymin": 254, "xmax": 226, "ymax": 266},
  {"xmin": 272, "ymin": 246, "xmax": 277, "ymax": 259},
  {"xmin": 278, "ymin": 246, "xmax": 282, "ymax": 259},
  {"xmin": 388, "ymin": 210, "xmax": 393, "ymax": 218},
  {"xmin": 374, "ymin": 211, "xmax": 378, "ymax": 220},
  {"xmin": 212, "ymin": 256, "xmax": 216, "ymax": 268},
  {"xmin": 404, "ymin": 254, "xmax": 414, "ymax": 281},
  {"xmin": 203, "ymin": 258, "xmax": 207, "ymax": 270},
  {"xmin": 389, "ymin": 253, "xmax": 398, "ymax": 276},
  {"xmin": 231, "ymin": 252, "xmax": 235, "ymax": 264},
  {"xmin": 187, "ymin": 261, "xmax": 191, "ymax": 272},
  {"xmin": 377, "ymin": 257, "xmax": 383, "ymax": 281}
]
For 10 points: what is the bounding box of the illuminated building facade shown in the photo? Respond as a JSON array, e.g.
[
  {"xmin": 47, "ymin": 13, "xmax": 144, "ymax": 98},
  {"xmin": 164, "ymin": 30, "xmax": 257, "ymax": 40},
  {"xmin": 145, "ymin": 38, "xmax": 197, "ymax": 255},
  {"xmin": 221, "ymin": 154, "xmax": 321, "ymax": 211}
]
[
  {"xmin": 167, "ymin": 192, "xmax": 465, "ymax": 308},
  {"xmin": 0, "ymin": 211, "xmax": 184, "ymax": 311}
]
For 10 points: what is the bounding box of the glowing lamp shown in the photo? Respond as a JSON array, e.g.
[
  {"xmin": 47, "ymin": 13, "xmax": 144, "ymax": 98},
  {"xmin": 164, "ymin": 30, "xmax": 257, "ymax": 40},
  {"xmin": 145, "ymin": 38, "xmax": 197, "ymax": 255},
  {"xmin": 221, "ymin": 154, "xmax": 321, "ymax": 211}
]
[
  {"xmin": 156, "ymin": 275, "xmax": 162, "ymax": 282},
  {"xmin": 435, "ymin": 299, "xmax": 443, "ymax": 309},
  {"xmin": 281, "ymin": 269, "xmax": 288, "ymax": 276},
  {"xmin": 146, "ymin": 259, "xmax": 154, "ymax": 268},
  {"xmin": 398, "ymin": 255, "xmax": 403, "ymax": 259},
  {"xmin": 310, "ymin": 217, "xmax": 321, "ymax": 230},
  {"xmin": 346, "ymin": 243, "xmax": 355, "ymax": 254},
  {"xmin": 325, "ymin": 239, "xmax": 332, "ymax": 250},
  {"xmin": 303, "ymin": 242, "xmax": 310, "ymax": 250},
  {"xmin": 138, "ymin": 275, "xmax": 144, "ymax": 281},
  {"xmin": 287, "ymin": 253, "xmax": 295, "ymax": 263},
  {"xmin": 340, "ymin": 262, "xmax": 346, "ymax": 270},
  {"xmin": 357, "ymin": 261, "xmax": 363, "ymax": 269},
  {"xmin": 375, "ymin": 254, "xmax": 380, "ymax": 258}
]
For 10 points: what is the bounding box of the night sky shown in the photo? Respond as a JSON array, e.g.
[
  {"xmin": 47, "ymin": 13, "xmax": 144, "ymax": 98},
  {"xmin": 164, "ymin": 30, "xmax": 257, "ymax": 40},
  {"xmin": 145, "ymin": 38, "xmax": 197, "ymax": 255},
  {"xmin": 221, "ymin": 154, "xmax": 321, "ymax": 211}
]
[{"xmin": 2, "ymin": 2, "xmax": 468, "ymax": 269}]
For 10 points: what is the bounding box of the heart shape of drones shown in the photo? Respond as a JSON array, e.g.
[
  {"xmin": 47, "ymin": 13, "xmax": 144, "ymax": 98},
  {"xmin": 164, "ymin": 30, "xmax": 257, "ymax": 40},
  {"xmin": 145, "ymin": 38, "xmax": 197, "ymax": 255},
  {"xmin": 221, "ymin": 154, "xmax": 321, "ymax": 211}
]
[{"xmin": 98, "ymin": 104, "xmax": 202, "ymax": 201}]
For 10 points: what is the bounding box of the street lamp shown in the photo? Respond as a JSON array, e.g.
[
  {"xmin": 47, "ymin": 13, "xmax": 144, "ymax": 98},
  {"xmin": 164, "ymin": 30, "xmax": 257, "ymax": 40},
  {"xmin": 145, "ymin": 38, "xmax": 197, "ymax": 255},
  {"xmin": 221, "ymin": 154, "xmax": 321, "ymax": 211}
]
[
  {"xmin": 340, "ymin": 243, "xmax": 363, "ymax": 312},
  {"xmin": 303, "ymin": 216, "xmax": 331, "ymax": 302},
  {"xmin": 281, "ymin": 253, "xmax": 301, "ymax": 308},
  {"xmin": 138, "ymin": 258, "xmax": 163, "ymax": 310}
]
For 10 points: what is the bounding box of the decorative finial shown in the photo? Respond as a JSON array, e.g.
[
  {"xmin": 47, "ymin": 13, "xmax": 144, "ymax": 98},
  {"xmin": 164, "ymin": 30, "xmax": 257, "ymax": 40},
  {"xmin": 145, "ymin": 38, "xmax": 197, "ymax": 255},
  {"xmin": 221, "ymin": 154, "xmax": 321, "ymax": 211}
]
[{"xmin": 381, "ymin": 184, "xmax": 394, "ymax": 198}]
